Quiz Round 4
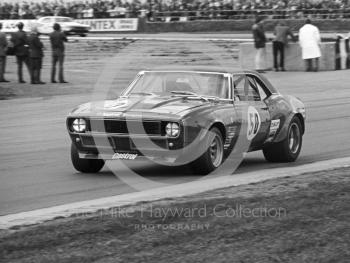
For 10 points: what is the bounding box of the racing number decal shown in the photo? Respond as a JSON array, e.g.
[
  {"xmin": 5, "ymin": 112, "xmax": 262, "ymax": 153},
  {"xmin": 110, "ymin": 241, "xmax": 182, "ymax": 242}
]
[{"xmin": 247, "ymin": 106, "xmax": 261, "ymax": 140}]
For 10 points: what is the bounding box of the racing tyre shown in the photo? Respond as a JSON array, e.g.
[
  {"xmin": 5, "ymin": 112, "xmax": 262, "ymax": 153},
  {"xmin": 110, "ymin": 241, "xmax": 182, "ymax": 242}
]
[
  {"xmin": 191, "ymin": 127, "xmax": 224, "ymax": 175},
  {"xmin": 263, "ymin": 116, "xmax": 302, "ymax": 162},
  {"xmin": 71, "ymin": 143, "xmax": 105, "ymax": 173}
]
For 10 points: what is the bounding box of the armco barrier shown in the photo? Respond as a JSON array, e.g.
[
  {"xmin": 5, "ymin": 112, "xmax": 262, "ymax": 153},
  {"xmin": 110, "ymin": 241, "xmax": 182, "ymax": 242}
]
[
  {"xmin": 335, "ymin": 35, "xmax": 350, "ymax": 70},
  {"xmin": 141, "ymin": 19, "xmax": 350, "ymax": 33},
  {"xmin": 239, "ymin": 42, "xmax": 336, "ymax": 71}
]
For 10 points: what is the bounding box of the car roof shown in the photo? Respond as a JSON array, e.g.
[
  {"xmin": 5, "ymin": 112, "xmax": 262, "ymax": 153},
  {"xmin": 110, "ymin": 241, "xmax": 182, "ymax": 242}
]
[
  {"xmin": 40, "ymin": 16, "xmax": 71, "ymax": 19},
  {"xmin": 142, "ymin": 66, "xmax": 261, "ymax": 76},
  {"xmin": 141, "ymin": 66, "xmax": 263, "ymax": 78},
  {"xmin": 140, "ymin": 67, "xmax": 278, "ymax": 94}
]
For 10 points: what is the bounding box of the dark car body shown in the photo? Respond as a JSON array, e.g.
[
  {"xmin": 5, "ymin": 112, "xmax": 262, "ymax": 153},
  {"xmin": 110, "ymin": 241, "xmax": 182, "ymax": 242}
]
[{"xmin": 67, "ymin": 68, "xmax": 306, "ymax": 173}]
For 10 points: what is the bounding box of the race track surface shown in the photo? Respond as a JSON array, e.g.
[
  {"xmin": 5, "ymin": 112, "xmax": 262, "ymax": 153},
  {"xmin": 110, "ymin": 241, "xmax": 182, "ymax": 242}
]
[{"xmin": 0, "ymin": 37, "xmax": 349, "ymax": 215}]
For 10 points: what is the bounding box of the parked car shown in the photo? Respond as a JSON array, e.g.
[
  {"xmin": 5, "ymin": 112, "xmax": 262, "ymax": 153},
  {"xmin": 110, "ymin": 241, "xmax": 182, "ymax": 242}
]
[{"xmin": 36, "ymin": 16, "xmax": 90, "ymax": 36}]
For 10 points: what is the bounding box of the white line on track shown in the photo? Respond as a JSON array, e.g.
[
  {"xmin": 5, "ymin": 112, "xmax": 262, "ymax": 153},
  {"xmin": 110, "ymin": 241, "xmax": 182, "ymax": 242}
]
[{"xmin": 1, "ymin": 157, "xmax": 349, "ymax": 230}]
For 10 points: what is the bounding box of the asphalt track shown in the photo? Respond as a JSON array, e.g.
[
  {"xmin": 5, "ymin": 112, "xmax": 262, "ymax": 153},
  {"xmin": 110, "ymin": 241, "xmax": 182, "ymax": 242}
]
[{"xmin": 0, "ymin": 35, "xmax": 350, "ymax": 216}]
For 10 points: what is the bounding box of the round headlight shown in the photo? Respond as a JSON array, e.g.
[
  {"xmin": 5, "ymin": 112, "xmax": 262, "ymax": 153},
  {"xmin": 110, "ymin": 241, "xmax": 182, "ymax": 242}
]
[
  {"xmin": 165, "ymin": 122, "xmax": 180, "ymax": 137},
  {"xmin": 72, "ymin": 118, "xmax": 86, "ymax": 132}
]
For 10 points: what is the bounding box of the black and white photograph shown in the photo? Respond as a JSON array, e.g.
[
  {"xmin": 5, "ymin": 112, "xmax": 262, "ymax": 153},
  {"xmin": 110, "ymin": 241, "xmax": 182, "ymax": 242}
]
[{"xmin": 0, "ymin": 0, "xmax": 349, "ymax": 262}]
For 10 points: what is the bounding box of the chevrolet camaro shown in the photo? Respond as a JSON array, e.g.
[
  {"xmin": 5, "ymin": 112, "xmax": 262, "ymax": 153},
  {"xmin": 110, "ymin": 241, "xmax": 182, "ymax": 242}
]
[{"xmin": 66, "ymin": 68, "xmax": 306, "ymax": 174}]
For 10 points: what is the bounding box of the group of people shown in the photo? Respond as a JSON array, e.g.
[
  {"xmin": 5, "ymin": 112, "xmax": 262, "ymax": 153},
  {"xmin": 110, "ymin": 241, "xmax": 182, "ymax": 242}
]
[
  {"xmin": 0, "ymin": 0, "xmax": 146, "ymax": 20},
  {"xmin": 150, "ymin": 0, "xmax": 350, "ymax": 21},
  {"xmin": 0, "ymin": 0, "xmax": 350, "ymax": 21},
  {"xmin": 252, "ymin": 17, "xmax": 322, "ymax": 72},
  {"xmin": 0, "ymin": 22, "xmax": 67, "ymax": 84}
]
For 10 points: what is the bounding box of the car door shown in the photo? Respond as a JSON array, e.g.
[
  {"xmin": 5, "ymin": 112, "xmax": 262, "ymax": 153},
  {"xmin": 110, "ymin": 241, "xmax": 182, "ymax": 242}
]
[{"xmin": 232, "ymin": 73, "xmax": 271, "ymax": 149}]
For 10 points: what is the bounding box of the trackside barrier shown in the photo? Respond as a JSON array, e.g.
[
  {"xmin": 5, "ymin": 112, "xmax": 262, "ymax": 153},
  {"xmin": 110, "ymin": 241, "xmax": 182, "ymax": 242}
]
[
  {"xmin": 239, "ymin": 42, "xmax": 339, "ymax": 71},
  {"xmin": 75, "ymin": 18, "xmax": 138, "ymax": 32},
  {"xmin": 335, "ymin": 34, "xmax": 350, "ymax": 70},
  {"xmin": 0, "ymin": 19, "xmax": 35, "ymax": 33},
  {"xmin": 0, "ymin": 18, "xmax": 138, "ymax": 33}
]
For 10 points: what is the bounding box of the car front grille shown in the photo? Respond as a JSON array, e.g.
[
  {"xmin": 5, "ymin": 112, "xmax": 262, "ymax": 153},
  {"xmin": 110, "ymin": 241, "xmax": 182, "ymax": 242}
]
[
  {"xmin": 80, "ymin": 135, "xmax": 169, "ymax": 152},
  {"xmin": 88, "ymin": 119, "xmax": 162, "ymax": 136}
]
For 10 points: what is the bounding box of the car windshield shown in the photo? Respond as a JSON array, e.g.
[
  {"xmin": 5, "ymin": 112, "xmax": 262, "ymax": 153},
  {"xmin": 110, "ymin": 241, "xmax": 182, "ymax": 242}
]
[
  {"xmin": 54, "ymin": 17, "xmax": 73, "ymax": 23},
  {"xmin": 124, "ymin": 71, "xmax": 229, "ymax": 99}
]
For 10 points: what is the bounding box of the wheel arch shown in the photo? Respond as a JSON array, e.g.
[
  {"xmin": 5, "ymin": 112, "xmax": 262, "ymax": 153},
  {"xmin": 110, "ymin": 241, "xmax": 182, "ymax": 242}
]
[
  {"xmin": 294, "ymin": 113, "xmax": 305, "ymax": 135},
  {"xmin": 273, "ymin": 113, "xmax": 304, "ymax": 143},
  {"xmin": 209, "ymin": 122, "xmax": 226, "ymax": 141}
]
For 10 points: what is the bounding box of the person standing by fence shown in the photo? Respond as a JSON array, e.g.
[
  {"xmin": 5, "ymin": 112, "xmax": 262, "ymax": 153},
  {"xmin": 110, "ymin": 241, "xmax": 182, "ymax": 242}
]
[
  {"xmin": 0, "ymin": 22, "xmax": 9, "ymax": 82},
  {"xmin": 49, "ymin": 23, "xmax": 68, "ymax": 83},
  {"xmin": 252, "ymin": 16, "xmax": 267, "ymax": 73},
  {"xmin": 11, "ymin": 22, "xmax": 31, "ymax": 83},
  {"xmin": 28, "ymin": 27, "xmax": 45, "ymax": 84},
  {"xmin": 299, "ymin": 19, "xmax": 321, "ymax": 72},
  {"xmin": 273, "ymin": 21, "xmax": 295, "ymax": 71}
]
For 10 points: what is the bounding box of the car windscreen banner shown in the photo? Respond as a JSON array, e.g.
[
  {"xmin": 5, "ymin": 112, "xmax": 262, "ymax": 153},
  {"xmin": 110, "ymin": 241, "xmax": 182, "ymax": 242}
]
[{"xmin": 75, "ymin": 18, "xmax": 138, "ymax": 32}]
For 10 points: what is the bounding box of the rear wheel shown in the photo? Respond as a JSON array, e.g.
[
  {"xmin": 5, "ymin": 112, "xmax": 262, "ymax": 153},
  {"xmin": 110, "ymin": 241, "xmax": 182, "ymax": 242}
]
[
  {"xmin": 263, "ymin": 116, "xmax": 302, "ymax": 162},
  {"xmin": 191, "ymin": 127, "xmax": 224, "ymax": 175},
  {"xmin": 71, "ymin": 143, "xmax": 105, "ymax": 173}
]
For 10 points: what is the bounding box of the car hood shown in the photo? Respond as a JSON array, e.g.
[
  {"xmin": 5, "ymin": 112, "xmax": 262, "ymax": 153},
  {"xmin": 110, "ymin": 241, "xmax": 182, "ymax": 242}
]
[{"xmin": 69, "ymin": 96, "xmax": 213, "ymax": 118}]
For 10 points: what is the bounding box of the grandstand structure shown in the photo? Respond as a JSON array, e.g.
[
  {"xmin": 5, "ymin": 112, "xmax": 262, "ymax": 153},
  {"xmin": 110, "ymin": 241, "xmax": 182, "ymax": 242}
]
[{"xmin": 0, "ymin": 0, "xmax": 349, "ymax": 21}]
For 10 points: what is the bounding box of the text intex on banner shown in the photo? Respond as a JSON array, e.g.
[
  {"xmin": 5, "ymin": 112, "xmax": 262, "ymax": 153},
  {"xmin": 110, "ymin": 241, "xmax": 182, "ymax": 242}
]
[{"xmin": 76, "ymin": 18, "xmax": 138, "ymax": 32}]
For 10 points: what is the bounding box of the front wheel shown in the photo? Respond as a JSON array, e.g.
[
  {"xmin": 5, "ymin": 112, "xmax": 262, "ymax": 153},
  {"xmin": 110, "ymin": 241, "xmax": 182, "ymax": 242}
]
[
  {"xmin": 263, "ymin": 116, "xmax": 303, "ymax": 162},
  {"xmin": 190, "ymin": 127, "xmax": 224, "ymax": 175},
  {"xmin": 71, "ymin": 143, "xmax": 105, "ymax": 173}
]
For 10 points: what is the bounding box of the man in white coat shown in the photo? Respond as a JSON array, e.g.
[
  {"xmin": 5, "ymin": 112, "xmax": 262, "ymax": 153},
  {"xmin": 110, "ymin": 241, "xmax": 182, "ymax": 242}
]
[{"xmin": 299, "ymin": 19, "xmax": 321, "ymax": 72}]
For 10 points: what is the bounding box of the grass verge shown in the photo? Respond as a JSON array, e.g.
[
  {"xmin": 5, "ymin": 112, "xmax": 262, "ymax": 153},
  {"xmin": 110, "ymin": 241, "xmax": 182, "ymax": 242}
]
[{"xmin": 1, "ymin": 167, "xmax": 349, "ymax": 263}]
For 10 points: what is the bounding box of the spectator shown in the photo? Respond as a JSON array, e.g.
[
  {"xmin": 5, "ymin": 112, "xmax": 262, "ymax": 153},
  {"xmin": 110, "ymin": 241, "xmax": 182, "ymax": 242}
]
[
  {"xmin": 49, "ymin": 23, "xmax": 67, "ymax": 83},
  {"xmin": 273, "ymin": 21, "xmax": 295, "ymax": 71},
  {"xmin": 0, "ymin": 22, "xmax": 9, "ymax": 82},
  {"xmin": 252, "ymin": 16, "xmax": 267, "ymax": 73},
  {"xmin": 11, "ymin": 22, "xmax": 31, "ymax": 83},
  {"xmin": 83, "ymin": 5, "xmax": 94, "ymax": 19},
  {"xmin": 299, "ymin": 18, "xmax": 322, "ymax": 72},
  {"xmin": 28, "ymin": 27, "xmax": 45, "ymax": 84}
]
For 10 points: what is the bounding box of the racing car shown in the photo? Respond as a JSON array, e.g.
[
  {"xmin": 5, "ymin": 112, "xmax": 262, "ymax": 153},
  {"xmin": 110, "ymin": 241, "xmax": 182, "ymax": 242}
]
[
  {"xmin": 66, "ymin": 68, "xmax": 306, "ymax": 174},
  {"xmin": 36, "ymin": 16, "xmax": 90, "ymax": 36}
]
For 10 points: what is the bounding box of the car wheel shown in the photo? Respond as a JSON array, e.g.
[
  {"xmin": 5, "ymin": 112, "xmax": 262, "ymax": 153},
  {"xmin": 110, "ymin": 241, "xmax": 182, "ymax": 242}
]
[
  {"xmin": 80, "ymin": 34, "xmax": 87, "ymax": 37},
  {"xmin": 191, "ymin": 127, "xmax": 224, "ymax": 175},
  {"xmin": 71, "ymin": 143, "xmax": 105, "ymax": 173},
  {"xmin": 263, "ymin": 116, "xmax": 302, "ymax": 162}
]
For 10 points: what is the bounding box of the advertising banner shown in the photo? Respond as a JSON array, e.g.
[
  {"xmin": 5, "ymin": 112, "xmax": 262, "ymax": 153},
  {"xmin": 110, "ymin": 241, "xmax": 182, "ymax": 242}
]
[
  {"xmin": 0, "ymin": 20, "xmax": 36, "ymax": 33},
  {"xmin": 75, "ymin": 18, "xmax": 138, "ymax": 32},
  {"xmin": 0, "ymin": 18, "xmax": 138, "ymax": 33}
]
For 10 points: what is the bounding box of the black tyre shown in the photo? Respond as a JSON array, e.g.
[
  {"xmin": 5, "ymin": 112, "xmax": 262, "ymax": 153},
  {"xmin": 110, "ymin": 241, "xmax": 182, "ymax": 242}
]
[
  {"xmin": 263, "ymin": 116, "xmax": 302, "ymax": 162},
  {"xmin": 191, "ymin": 127, "xmax": 224, "ymax": 175},
  {"xmin": 71, "ymin": 143, "xmax": 105, "ymax": 173},
  {"xmin": 80, "ymin": 34, "xmax": 87, "ymax": 37}
]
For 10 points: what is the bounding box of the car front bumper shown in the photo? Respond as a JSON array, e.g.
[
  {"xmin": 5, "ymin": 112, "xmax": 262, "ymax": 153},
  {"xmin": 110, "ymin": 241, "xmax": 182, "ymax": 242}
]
[{"xmin": 69, "ymin": 132, "xmax": 191, "ymax": 164}]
